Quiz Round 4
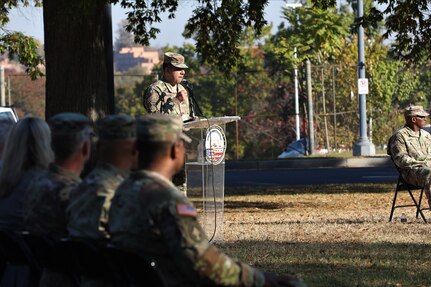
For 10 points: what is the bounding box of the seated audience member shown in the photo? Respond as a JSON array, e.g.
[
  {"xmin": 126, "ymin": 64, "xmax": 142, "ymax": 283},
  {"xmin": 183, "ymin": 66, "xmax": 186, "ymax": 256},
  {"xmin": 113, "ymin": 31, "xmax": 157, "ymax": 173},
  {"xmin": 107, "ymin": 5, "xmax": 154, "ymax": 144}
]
[
  {"xmin": 109, "ymin": 114, "xmax": 306, "ymax": 287},
  {"xmin": 0, "ymin": 117, "xmax": 53, "ymax": 230},
  {"xmin": 24, "ymin": 112, "xmax": 92, "ymax": 239},
  {"xmin": 0, "ymin": 117, "xmax": 53, "ymax": 287},
  {"xmin": 389, "ymin": 105, "xmax": 431, "ymax": 207},
  {"xmin": 67, "ymin": 114, "xmax": 137, "ymax": 240},
  {"xmin": 23, "ymin": 113, "xmax": 92, "ymax": 287},
  {"xmin": 0, "ymin": 118, "xmax": 13, "ymax": 168}
]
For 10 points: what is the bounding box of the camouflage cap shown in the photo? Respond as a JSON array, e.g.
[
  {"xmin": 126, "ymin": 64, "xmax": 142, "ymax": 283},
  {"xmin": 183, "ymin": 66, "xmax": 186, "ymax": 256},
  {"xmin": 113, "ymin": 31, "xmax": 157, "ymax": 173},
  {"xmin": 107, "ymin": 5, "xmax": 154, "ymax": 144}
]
[
  {"xmin": 163, "ymin": 52, "xmax": 188, "ymax": 69},
  {"xmin": 96, "ymin": 114, "xmax": 136, "ymax": 140},
  {"xmin": 137, "ymin": 114, "xmax": 191, "ymax": 145},
  {"xmin": 48, "ymin": 112, "xmax": 92, "ymax": 138},
  {"xmin": 404, "ymin": 105, "xmax": 429, "ymax": 117}
]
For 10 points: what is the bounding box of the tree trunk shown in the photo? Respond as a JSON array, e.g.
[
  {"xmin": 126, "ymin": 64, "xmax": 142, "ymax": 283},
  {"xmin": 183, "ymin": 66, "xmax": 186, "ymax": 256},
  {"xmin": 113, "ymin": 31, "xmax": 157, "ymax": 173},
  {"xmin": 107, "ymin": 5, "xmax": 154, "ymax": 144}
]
[{"xmin": 43, "ymin": 0, "xmax": 114, "ymax": 120}]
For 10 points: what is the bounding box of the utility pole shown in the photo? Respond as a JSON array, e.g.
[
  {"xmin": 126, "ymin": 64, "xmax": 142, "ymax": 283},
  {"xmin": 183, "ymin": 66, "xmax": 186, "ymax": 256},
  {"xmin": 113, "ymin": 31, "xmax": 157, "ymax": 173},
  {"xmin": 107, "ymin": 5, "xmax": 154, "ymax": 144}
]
[
  {"xmin": 7, "ymin": 77, "xmax": 11, "ymax": 105},
  {"xmin": 0, "ymin": 66, "xmax": 5, "ymax": 106},
  {"xmin": 306, "ymin": 60, "xmax": 314, "ymax": 155},
  {"xmin": 286, "ymin": 1, "xmax": 302, "ymax": 141},
  {"xmin": 352, "ymin": 0, "xmax": 375, "ymax": 156},
  {"xmin": 294, "ymin": 48, "xmax": 300, "ymax": 140},
  {"xmin": 332, "ymin": 66, "xmax": 337, "ymax": 151}
]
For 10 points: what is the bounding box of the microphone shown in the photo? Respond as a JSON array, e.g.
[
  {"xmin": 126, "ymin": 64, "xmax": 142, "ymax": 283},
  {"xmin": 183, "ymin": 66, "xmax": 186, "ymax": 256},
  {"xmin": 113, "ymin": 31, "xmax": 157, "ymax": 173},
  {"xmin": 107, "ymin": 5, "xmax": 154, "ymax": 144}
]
[
  {"xmin": 181, "ymin": 79, "xmax": 203, "ymax": 117},
  {"xmin": 181, "ymin": 79, "xmax": 191, "ymax": 89}
]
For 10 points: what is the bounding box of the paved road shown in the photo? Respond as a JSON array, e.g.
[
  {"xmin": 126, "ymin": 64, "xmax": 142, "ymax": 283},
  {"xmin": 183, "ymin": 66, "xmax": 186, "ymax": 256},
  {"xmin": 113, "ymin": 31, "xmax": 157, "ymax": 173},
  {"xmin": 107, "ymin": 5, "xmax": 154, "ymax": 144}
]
[{"xmin": 224, "ymin": 166, "xmax": 398, "ymax": 187}]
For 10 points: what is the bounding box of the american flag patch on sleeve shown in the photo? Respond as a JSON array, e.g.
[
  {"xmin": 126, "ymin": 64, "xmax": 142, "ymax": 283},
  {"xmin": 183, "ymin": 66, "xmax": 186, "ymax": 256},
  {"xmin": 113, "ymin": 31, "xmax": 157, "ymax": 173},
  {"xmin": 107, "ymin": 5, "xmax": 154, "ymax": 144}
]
[{"xmin": 176, "ymin": 204, "xmax": 198, "ymax": 217}]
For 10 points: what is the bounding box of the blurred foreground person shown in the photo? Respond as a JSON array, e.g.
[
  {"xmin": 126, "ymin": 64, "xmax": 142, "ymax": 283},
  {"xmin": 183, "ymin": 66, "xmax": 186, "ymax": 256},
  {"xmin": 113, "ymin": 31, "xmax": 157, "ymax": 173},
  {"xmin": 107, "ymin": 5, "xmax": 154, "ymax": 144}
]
[
  {"xmin": 0, "ymin": 117, "xmax": 53, "ymax": 230},
  {"xmin": 67, "ymin": 114, "xmax": 137, "ymax": 240},
  {"xmin": 24, "ymin": 113, "xmax": 93, "ymax": 238},
  {"xmin": 0, "ymin": 117, "xmax": 53, "ymax": 287},
  {"xmin": 109, "ymin": 114, "xmax": 306, "ymax": 287},
  {"xmin": 389, "ymin": 105, "xmax": 431, "ymax": 207},
  {"xmin": 23, "ymin": 113, "xmax": 92, "ymax": 287}
]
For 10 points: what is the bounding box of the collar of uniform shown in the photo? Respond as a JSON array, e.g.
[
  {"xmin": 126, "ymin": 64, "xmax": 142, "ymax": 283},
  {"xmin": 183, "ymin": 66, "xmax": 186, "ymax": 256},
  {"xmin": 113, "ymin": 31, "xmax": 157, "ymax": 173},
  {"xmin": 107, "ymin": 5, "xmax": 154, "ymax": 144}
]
[
  {"xmin": 403, "ymin": 125, "xmax": 422, "ymax": 138},
  {"xmin": 49, "ymin": 163, "xmax": 81, "ymax": 183},
  {"xmin": 160, "ymin": 78, "xmax": 179, "ymax": 93},
  {"xmin": 131, "ymin": 169, "xmax": 176, "ymax": 189},
  {"xmin": 95, "ymin": 161, "xmax": 128, "ymax": 178}
]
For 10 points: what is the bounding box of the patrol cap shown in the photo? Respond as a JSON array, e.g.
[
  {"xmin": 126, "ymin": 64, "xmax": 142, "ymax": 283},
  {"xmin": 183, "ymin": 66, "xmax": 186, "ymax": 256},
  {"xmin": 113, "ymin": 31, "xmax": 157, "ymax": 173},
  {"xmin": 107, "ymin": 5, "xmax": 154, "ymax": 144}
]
[
  {"xmin": 48, "ymin": 112, "xmax": 92, "ymax": 138},
  {"xmin": 163, "ymin": 52, "xmax": 188, "ymax": 69},
  {"xmin": 404, "ymin": 105, "xmax": 429, "ymax": 117},
  {"xmin": 96, "ymin": 114, "xmax": 136, "ymax": 140},
  {"xmin": 137, "ymin": 114, "xmax": 191, "ymax": 145}
]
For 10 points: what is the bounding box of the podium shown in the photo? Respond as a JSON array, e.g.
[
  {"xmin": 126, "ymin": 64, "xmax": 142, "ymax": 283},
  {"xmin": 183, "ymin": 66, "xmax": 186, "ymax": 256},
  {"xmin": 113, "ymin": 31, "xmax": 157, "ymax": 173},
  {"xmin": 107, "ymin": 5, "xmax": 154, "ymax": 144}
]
[{"xmin": 184, "ymin": 116, "xmax": 240, "ymax": 242}]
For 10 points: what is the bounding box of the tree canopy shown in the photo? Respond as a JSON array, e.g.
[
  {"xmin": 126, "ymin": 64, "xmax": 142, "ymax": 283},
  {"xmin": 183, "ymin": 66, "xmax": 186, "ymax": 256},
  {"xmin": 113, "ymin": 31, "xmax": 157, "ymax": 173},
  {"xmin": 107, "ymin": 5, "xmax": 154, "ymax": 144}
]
[
  {"xmin": 312, "ymin": 0, "xmax": 431, "ymax": 63},
  {"xmin": 1, "ymin": 1, "xmax": 44, "ymax": 79}
]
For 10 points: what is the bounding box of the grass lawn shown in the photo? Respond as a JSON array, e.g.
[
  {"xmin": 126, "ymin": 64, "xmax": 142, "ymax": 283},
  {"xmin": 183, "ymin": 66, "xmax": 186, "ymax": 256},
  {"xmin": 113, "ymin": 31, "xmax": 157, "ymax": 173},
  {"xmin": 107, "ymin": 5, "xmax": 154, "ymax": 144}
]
[{"xmin": 199, "ymin": 184, "xmax": 431, "ymax": 287}]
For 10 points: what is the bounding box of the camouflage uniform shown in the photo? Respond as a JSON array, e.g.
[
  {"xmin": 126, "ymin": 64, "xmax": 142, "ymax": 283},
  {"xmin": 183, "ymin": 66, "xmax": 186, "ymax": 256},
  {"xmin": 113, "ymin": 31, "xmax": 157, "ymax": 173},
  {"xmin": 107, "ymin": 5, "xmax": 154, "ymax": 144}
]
[
  {"xmin": 144, "ymin": 79, "xmax": 192, "ymax": 122},
  {"xmin": 109, "ymin": 114, "xmax": 305, "ymax": 287},
  {"xmin": 143, "ymin": 52, "xmax": 193, "ymax": 122},
  {"xmin": 390, "ymin": 105, "xmax": 431, "ymax": 206},
  {"xmin": 23, "ymin": 113, "xmax": 92, "ymax": 287},
  {"xmin": 67, "ymin": 162, "xmax": 127, "ymax": 240},
  {"xmin": 23, "ymin": 163, "xmax": 81, "ymax": 239},
  {"xmin": 67, "ymin": 114, "xmax": 136, "ymax": 240},
  {"xmin": 143, "ymin": 52, "xmax": 193, "ymax": 195}
]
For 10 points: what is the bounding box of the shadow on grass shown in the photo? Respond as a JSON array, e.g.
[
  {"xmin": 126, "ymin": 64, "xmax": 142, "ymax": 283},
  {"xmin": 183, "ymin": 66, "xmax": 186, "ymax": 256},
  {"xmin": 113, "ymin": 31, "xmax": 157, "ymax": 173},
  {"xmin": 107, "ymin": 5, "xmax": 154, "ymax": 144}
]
[
  {"xmin": 223, "ymin": 183, "xmax": 395, "ymax": 196},
  {"xmin": 225, "ymin": 200, "xmax": 286, "ymax": 210},
  {"xmin": 216, "ymin": 240, "xmax": 431, "ymax": 287}
]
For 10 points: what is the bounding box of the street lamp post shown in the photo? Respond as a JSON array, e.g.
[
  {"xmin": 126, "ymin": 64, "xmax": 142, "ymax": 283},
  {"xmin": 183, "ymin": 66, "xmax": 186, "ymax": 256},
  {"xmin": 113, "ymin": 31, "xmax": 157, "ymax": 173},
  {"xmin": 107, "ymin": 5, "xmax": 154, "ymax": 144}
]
[
  {"xmin": 286, "ymin": 1, "xmax": 302, "ymax": 141},
  {"xmin": 294, "ymin": 47, "xmax": 300, "ymax": 140},
  {"xmin": 352, "ymin": 0, "xmax": 375, "ymax": 156}
]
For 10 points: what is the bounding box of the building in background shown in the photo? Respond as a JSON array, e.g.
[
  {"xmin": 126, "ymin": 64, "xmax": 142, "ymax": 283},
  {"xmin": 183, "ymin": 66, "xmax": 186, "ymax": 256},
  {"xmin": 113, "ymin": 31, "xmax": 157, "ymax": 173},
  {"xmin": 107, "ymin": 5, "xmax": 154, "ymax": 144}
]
[{"xmin": 114, "ymin": 47, "xmax": 160, "ymax": 73}]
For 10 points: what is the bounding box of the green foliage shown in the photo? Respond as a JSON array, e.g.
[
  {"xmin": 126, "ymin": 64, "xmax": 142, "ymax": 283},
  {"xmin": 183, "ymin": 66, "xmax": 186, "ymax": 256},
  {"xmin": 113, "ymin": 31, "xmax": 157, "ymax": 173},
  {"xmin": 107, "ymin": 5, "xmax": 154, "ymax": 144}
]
[
  {"xmin": 1, "ymin": 1, "xmax": 44, "ymax": 79},
  {"xmin": 114, "ymin": 65, "xmax": 153, "ymax": 117},
  {"xmin": 113, "ymin": 0, "xmax": 269, "ymax": 74},
  {"xmin": 0, "ymin": 32, "xmax": 44, "ymax": 79},
  {"xmin": 272, "ymin": 1, "xmax": 351, "ymax": 67},
  {"xmin": 312, "ymin": 0, "xmax": 431, "ymax": 63},
  {"xmin": 346, "ymin": 0, "xmax": 384, "ymax": 39}
]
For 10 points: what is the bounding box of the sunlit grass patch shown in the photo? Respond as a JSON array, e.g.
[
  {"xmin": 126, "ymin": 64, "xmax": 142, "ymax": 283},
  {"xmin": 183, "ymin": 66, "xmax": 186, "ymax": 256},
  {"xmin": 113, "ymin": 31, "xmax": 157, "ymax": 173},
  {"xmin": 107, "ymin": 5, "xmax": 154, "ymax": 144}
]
[{"xmin": 209, "ymin": 183, "xmax": 431, "ymax": 287}]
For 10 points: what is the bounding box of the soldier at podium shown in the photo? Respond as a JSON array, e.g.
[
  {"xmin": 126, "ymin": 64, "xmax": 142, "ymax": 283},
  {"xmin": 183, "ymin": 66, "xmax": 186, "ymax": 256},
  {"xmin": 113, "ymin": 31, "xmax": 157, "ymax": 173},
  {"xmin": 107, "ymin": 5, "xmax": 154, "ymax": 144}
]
[
  {"xmin": 143, "ymin": 52, "xmax": 194, "ymax": 122},
  {"xmin": 143, "ymin": 52, "xmax": 195, "ymax": 195}
]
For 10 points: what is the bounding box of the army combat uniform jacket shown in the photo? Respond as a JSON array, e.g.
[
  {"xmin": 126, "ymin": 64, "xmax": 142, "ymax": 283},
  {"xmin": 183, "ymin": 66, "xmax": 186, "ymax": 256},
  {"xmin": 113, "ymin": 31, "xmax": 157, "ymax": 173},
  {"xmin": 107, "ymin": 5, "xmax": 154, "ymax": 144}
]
[
  {"xmin": 143, "ymin": 79, "xmax": 192, "ymax": 122},
  {"xmin": 390, "ymin": 125, "xmax": 431, "ymax": 204},
  {"xmin": 67, "ymin": 162, "xmax": 127, "ymax": 240},
  {"xmin": 24, "ymin": 163, "xmax": 81, "ymax": 239},
  {"xmin": 109, "ymin": 170, "xmax": 266, "ymax": 287}
]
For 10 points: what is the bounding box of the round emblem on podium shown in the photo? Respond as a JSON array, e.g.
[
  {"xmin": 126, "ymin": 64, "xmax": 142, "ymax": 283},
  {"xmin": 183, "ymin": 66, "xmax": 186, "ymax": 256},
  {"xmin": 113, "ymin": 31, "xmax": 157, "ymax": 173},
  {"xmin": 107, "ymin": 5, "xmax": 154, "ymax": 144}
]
[{"xmin": 205, "ymin": 125, "xmax": 226, "ymax": 165}]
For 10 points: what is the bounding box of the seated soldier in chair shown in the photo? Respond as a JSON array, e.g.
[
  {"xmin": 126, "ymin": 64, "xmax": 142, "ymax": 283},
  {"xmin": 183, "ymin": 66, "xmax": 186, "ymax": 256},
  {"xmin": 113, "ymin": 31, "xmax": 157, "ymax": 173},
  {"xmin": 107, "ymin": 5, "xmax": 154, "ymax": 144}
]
[{"xmin": 389, "ymin": 105, "xmax": 431, "ymax": 207}]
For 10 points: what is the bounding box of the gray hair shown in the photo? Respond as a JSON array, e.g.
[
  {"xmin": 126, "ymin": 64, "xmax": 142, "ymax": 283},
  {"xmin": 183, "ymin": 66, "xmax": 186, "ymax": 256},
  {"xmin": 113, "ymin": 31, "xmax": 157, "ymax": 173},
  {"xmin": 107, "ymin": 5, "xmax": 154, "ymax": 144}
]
[{"xmin": 0, "ymin": 117, "xmax": 54, "ymax": 198}]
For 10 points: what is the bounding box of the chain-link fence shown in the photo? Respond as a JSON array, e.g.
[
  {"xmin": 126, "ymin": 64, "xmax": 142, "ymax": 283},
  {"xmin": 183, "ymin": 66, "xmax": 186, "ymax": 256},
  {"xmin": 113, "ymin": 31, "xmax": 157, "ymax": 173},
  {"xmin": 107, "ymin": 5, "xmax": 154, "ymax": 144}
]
[{"xmin": 6, "ymin": 60, "xmax": 431, "ymax": 160}]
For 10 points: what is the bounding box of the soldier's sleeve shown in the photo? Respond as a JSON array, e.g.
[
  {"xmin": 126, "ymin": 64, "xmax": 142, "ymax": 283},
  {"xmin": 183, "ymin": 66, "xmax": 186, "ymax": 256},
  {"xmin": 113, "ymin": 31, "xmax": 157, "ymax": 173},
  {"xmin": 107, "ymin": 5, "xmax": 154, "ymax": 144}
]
[
  {"xmin": 143, "ymin": 85, "xmax": 163, "ymax": 113},
  {"xmin": 157, "ymin": 200, "xmax": 266, "ymax": 287},
  {"xmin": 391, "ymin": 132, "xmax": 427, "ymax": 168}
]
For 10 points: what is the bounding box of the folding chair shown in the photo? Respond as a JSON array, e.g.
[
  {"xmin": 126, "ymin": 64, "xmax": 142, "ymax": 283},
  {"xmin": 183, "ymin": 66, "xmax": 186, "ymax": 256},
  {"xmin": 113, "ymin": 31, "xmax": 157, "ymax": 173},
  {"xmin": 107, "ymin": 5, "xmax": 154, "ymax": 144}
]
[
  {"xmin": 389, "ymin": 172, "xmax": 427, "ymax": 223},
  {"xmin": 57, "ymin": 237, "xmax": 122, "ymax": 286},
  {"xmin": 0, "ymin": 230, "xmax": 41, "ymax": 286},
  {"xmin": 20, "ymin": 232, "xmax": 56, "ymax": 268},
  {"xmin": 104, "ymin": 243, "xmax": 166, "ymax": 287},
  {"xmin": 387, "ymin": 135, "xmax": 428, "ymax": 223}
]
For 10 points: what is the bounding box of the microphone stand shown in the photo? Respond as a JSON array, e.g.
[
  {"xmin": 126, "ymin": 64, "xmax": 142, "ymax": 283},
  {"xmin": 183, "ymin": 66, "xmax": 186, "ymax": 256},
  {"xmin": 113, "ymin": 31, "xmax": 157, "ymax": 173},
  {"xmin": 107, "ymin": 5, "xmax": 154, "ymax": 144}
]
[{"xmin": 182, "ymin": 79, "xmax": 204, "ymax": 118}]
